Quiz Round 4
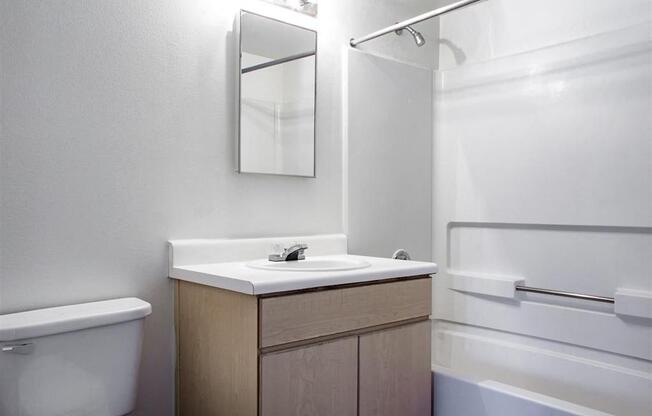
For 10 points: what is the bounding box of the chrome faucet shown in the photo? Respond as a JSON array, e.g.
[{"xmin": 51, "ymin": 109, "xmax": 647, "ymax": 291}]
[{"xmin": 269, "ymin": 243, "xmax": 308, "ymax": 262}]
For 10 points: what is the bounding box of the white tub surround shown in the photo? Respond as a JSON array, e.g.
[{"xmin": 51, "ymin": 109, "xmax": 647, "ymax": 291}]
[
  {"xmin": 443, "ymin": 272, "xmax": 652, "ymax": 322},
  {"xmin": 168, "ymin": 234, "xmax": 438, "ymax": 294},
  {"xmin": 433, "ymin": 367, "xmax": 613, "ymax": 416}
]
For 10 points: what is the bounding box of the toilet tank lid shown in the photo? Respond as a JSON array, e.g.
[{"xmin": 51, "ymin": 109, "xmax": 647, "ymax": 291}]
[{"xmin": 0, "ymin": 297, "xmax": 152, "ymax": 342}]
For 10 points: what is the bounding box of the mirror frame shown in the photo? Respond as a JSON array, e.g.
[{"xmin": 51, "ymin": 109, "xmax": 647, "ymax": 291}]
[{"xmin": 235, "ymin": 9, "xmax": 318, "ymax": 178}]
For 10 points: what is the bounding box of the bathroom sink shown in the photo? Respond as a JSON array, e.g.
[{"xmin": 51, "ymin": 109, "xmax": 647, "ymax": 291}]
[{"xmin": 247, "ymin": 256, "xmax": 371, "ymax": 272}]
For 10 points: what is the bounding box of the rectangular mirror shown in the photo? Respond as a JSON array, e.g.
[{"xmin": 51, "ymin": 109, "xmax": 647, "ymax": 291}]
[{"xmin": 236, "ymin": 10, "xmax": 317, "ymax": 177}]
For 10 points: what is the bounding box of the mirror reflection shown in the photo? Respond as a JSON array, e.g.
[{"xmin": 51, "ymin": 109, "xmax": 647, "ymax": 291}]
[{"xmin": 238, "ymin": 11, "xmax": 317, "ymax": 177}]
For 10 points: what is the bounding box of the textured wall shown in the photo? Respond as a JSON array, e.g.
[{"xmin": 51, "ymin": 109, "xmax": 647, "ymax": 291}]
[
  {"xmin": 0, "ymin": 0, "xmax": 442, "ymax": 414},
  {"xmin": 0, "ymin": 0, "xmax": 343, "ymax": 414}
]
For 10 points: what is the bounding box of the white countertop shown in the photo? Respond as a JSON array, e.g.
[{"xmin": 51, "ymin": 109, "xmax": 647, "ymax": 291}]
[
  {"xmin": 170, "ymin": 254, "xmax": 437, "ymax": 295},
  {"xmin": 168, "ymin": 235, "xmax": 437, "ymax": 295}
]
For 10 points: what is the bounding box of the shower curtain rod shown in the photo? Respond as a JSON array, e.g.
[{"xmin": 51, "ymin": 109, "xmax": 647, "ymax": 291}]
[{"xmin": 349, "ymin": 0, "xmax": 484, "ymax": 47}]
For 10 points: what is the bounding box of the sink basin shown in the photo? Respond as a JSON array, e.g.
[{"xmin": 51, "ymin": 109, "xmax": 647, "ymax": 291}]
[{"xmin": 247, "ymin": 256, "xmax": 371, "ymax": 272}]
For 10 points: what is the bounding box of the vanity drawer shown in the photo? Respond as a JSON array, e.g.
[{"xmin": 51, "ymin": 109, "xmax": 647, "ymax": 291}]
[{"xmin": 259, "ymin": 277, "xmax": 431, "ymax": 348}]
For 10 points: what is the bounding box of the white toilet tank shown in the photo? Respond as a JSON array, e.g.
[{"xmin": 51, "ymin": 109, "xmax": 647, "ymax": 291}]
[{"xmin": 0, "ymin": 297, "xmax": 152, "ymax": 416}]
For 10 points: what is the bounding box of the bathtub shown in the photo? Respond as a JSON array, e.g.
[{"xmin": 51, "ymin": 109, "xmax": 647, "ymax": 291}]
[{"xmin": 433, "ymin": 367, "xmax": 613, "ymax": 416}]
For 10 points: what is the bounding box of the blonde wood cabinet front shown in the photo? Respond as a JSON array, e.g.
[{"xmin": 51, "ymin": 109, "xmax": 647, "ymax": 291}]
[
  {"xmin": 260, "ymin": 337, "xmax": 359, "ymax": 416},
  {"xmin": 359, "ymin": 321, "xmax": 432, "ymax": 416},
  {"xmin": 175, "ymin": 276, "xmax": 432, "ymax": 416}
]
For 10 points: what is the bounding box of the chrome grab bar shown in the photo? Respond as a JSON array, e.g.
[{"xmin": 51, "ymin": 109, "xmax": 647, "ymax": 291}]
[{"xmin": 515, "ymin": 285, "xmax": 615, "ymax": 304}]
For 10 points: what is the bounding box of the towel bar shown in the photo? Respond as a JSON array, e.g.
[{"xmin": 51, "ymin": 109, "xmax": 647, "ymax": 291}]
[{"xmin": 515, "ymin": 285, "xmax": 614, "ymax": 304}]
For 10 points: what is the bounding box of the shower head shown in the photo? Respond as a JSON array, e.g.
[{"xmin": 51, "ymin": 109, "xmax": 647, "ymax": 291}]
[{"xmin": 394, "ymin": 25, "xmax": 425, "ymax": 47}]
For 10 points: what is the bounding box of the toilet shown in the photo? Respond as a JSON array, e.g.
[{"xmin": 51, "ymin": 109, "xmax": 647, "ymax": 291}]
[{"xmin": 0, "ymin": 297, "xmax": 152, "ymax": 416}]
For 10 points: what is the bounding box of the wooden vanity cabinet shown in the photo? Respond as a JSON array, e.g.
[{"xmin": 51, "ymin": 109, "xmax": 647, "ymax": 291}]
[
  {"xmin": 358, "ymin": 322, "xmax": 432, "ymax": 416},
  {"xmin": 260, "ymin": 337, "xmax": 359, "ymax": 416},
  {"xmin": 175, "ymin": 276, "xmax": 432, "ymax": 416}
]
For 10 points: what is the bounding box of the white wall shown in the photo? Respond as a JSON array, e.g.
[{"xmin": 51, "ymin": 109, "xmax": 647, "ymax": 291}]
[
  {"xmin": 0, "ymin": 0, "xmax": 444, "ymax": 414},
  {"xmin": 347, "ymin": 50, "xmax": 433, "ymax": 261},
  {"xmin": 432, "ymin": 0, "xmax": 652, "ymax": 414},
  {"xmin": 0, "ymin": 1, "xmax": 344, "ymax": 414},
  {"xmin": 343, "ymin": 1, "xmax": 440, "ymax": 261}
]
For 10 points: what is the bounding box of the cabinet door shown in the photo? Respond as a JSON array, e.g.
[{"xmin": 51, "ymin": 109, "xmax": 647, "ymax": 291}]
[
  {"xmin": 260, "ymin": 337, "xmax": 358, "ymax": 416},
  {"xmin": 359, "ymin": 321, "xmax": 432, "ymax": 416}
]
